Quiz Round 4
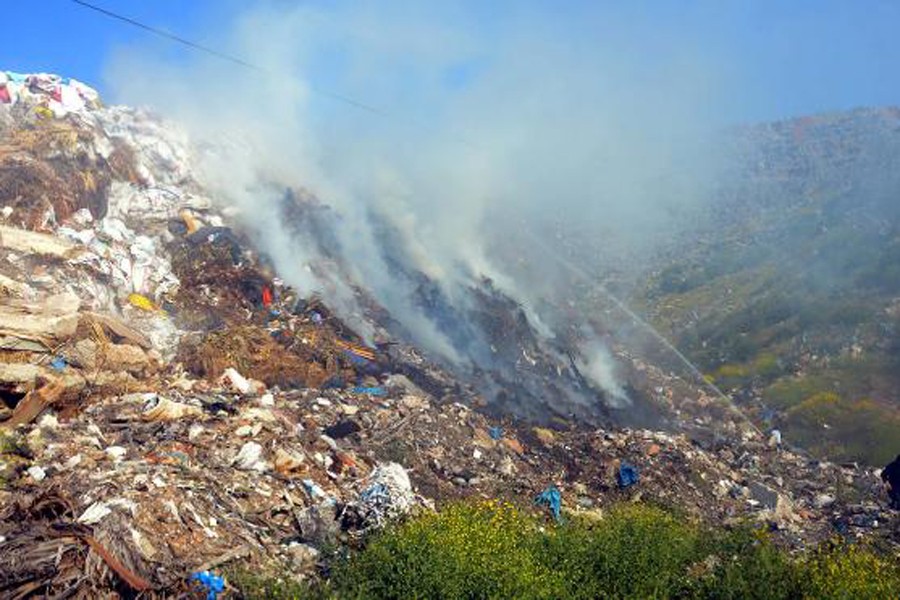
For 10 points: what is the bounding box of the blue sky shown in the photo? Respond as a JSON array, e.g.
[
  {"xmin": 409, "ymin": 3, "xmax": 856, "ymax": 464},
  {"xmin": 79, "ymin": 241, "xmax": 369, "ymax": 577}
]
[{"xmin": 3, "ymin": 0, "xmax": 900, "ymax": 125}]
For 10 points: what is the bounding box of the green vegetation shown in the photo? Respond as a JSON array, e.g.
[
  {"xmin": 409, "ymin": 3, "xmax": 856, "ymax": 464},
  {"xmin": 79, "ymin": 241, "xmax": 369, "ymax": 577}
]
[
  {"xmin": 762, "ymin": 354, "xmax": 900, "ymax": 464},
  {"xmin": 229, "ymin": 568, "xmax": 317, "ymax": 600},
  {"xmin": 0, "ymin": 431, "xmax": 32, "ymax": 489},
  {"xmin": 709, "ymin": 352, "xmax": 784, "ymax": 390},
  {"xmin": 783, "ymin": 392, "xmax": 900, "ymax": 465},
  {"xmin": 639, "ymin": 192, "xmax": 900, "ymax": 467},
  {"xmin": 229, "ymin": 501, "xmax": 900, "ymax": 599},
  {"xmin": 0, "ymin": 430, "xmax": 31, "ymax": 457}
]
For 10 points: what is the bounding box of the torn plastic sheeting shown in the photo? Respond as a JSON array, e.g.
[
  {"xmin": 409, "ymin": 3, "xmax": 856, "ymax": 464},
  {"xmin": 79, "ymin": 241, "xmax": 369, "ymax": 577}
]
[
  {"xmin": 360, "ymin": 483, "xmax": 389, "ymax": 506},
  {"xmin": 343, "ymin": 350, "xmax": 372, "ymax": 366},
  {"xmin": 0, "ymin": 224, "xmax": 78, "ymax": 257},
  {"xmin": 77, "ymin": 501, "xmax": 112, "ymax": 525},
  {"xmin": 352, "ymin": 386, "xmax": 386, "ymax": 396},
  {"xmin": 535, "ymin": 485, "xmax": 562, "ymax": 521},
  {"xmin": 357, "ymin": 462, "xmax": 414, "ymax": 521},
  {"xmin": 141, "ymin": 396, "xmax": 203, "ymax": 421},
  {"xmin": 0, "ymin": 293, "xmax": 80, "ymax": 346},
  {"xmin": 56, "ymin": 225, "xmax": 96, "ymax": 246},
  {"xmin": 233, "ymin": 441, "xmax": 267, "ymax": 472},
  {"xmin": 303, "ymin": 479, "xmax": 329, "ymax": 500},
  {"xmin": 82, "ymin": 312, "xmax": 152, "ymax": 349},
  {"xmin": 221, "ymin": 367, "xmax": 252, "ymax": 395},
  {"xmin": 0, "ymin": 335, "xmax": 48, "ymax": 352},
  {"xmin": 489, "ymin": 426, "xmax": 504, "ymax": 440}
]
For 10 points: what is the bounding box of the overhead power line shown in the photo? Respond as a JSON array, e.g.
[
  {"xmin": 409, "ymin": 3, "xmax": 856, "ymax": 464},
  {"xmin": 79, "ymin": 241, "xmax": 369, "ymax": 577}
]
[
  {"xmin": 70, "ymin": 0, "xmax": 386, "ymax": 115},
  {"xmin": 71, "ymin": 1, "xmax": 752, "ymax": 431}
]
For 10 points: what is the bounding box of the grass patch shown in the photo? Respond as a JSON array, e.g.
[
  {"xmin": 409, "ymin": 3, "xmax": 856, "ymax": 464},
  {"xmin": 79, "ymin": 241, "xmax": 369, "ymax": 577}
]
[
  {"xmin": 709, "ymin": 352, "xmax": 785, "ymax": 390},
  {"xmin": 230, "ymin": 501, "xmax": 900, "ymax": 599},
  {"xmin": 783, "ymin": 393, "xmax": 900, "ymax": 465},
  {"xmin": 227, "ymin": 566, "xmax": 322, "ymax": 600},
  {"xmin": 765, "ymin": 376, "xmax": 835, "ymax": 411}
]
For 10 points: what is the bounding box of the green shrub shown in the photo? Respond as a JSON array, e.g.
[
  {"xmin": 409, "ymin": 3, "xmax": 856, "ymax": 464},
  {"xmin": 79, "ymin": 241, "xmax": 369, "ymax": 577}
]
[
  {"xmin": 227, "ymin": 566, "xmax": 323, "ymax": 600},
  {"xmin": 692, "ymin": 527, "xmax": 803, "ymax": 600},
  {"xmin": 330, "ymin": 501, "xmax": 562, "ymax": 599},
  {"xmin": 784, "ymin": 393, "xmax": 900, "ymax": 465},
  {"xmin": 803, "ymin": 541, "xmax": 900, "ymax": 600},
  {"xmin": 544, "ymin": 504, "xmax": 701, "ymax": 599}
]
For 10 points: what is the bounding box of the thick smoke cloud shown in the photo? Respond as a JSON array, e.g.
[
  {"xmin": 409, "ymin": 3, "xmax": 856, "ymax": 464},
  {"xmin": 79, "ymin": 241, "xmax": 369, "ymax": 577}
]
[{"xmin": 105, "ymin": 1, "xmax": 728, "ymax": 407}]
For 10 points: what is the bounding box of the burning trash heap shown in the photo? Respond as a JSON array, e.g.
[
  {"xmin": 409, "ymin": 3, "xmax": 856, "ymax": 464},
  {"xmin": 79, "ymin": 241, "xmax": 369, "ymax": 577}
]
[{"xmin": 0, "ymin": 72, "xmax": 897, "ymax": 596}]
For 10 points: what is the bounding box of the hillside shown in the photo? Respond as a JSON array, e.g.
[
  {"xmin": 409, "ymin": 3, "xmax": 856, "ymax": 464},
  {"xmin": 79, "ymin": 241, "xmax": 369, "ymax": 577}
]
[{"xmin": 634, "ymin": 108, "xmax": 900, "ymax": 466}]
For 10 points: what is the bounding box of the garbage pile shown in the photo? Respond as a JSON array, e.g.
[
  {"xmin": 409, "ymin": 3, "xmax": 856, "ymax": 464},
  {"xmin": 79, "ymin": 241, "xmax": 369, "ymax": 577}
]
[
  {"xmin": 0, "ymin": 72, "xmax": 896, "ymax": 596},
  {"xmin": 0, "ymin": 71, "xmax": 100, "ymax": 119}
]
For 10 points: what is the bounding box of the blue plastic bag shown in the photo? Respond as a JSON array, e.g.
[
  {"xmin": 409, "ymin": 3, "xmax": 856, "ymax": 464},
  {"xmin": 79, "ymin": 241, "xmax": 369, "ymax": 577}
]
[
  {"xmin": 190, "ymin": 570, "xmax": 225, "ymax": 600},
  {"xmin": 535, "ymin": 485, "xmax": 562, "ymax": 521},
  {"xmin": 617, "ymin": 462, "xmax": 640, "ymax": 489}
]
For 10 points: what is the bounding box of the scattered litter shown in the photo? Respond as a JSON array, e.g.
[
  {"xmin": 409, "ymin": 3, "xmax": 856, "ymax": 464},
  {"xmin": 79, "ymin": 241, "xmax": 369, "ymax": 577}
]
[
  {"xmin": 768, "ymin": 429, "xmax": 783, "ymax": 448},
  {"xmin": 274, "ymin": 447, "xmax": 306, "ymax": 473}
]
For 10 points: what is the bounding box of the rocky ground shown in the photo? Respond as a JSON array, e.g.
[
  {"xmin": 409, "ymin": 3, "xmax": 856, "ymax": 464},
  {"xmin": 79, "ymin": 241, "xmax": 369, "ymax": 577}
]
[{"xmin": 0, "ymin": 73, "xmax": 897, "ymax": 598}]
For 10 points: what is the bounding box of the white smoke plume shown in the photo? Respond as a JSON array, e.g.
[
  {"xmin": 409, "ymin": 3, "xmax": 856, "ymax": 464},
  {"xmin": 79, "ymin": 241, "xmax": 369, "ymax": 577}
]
[{"xmin": 104, "ymin": 1, "xmax": 729, "ymax": 407}]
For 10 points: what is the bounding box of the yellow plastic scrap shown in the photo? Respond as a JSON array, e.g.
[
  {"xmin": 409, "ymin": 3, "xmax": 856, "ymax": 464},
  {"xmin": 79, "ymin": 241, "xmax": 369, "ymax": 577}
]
[
  {"xmin": 80, "ymin": 171, "xmax": 97, "ymax": 192},
  {"xmin": 179, "ymin": 209, "xmax": 200, "ymax": 234},
  {"xmin": 334, "ymin": 339, "xmax": 377, "ymax": 361},
  {"xmin": 33, "ymin": 106, "xmax": 54, "ymax": 120},
  {"xmin": 127, "ymin": 293, "xmax": 157, "ymax": 312}
]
